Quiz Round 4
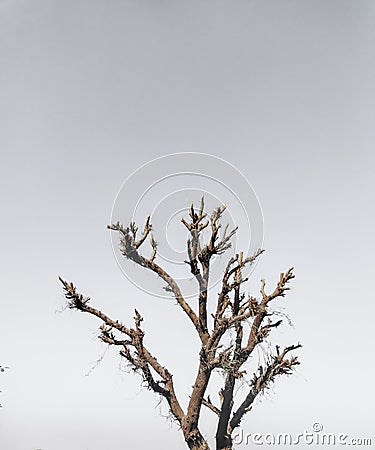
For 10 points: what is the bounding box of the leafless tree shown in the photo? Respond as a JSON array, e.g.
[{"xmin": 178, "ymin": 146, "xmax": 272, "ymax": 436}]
[{"xmin": 60, "ymin": 197, "xmax": 301, "ymax": 450}]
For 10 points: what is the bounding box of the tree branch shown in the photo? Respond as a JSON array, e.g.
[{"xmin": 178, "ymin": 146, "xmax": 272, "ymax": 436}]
[
  {"xmin": 108, "ymin": 219, "xmax": 208, "ymax": 344},
  {"xmin": 182, "ymin": 196, "xmax": 211, "ymax": 334},
  {"xmin": 229, "ymin": 344, "xmax": 301, "ymax": 432},
  {"xmin": 59, "ymin": 277, "xmax": 185, "ymax": 424},
  {"xmin": 202, "ymin": 396, "xmax": 220, "ymax": 416},
  {"xmin": 244, "ymin": 268, "xmax": 295, "ymax": 356}
]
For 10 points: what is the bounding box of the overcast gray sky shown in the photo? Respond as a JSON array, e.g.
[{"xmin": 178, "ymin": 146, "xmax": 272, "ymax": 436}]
[{"xmin": 1, "ymin": 1, "xmax": 374, "ymax": 449}]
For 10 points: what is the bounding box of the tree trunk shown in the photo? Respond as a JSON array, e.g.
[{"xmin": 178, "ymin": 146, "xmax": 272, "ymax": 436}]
[
  {"xmin": 216, "ymin": 435, "xmax": 233, "ymax": 450},
  {"xmin": 188, "ymin": 441, "xmax": 210, "ymax": 450},
  {"xmin": 184, "ymin": 428, "xmax": 210, "ymax": 450}
]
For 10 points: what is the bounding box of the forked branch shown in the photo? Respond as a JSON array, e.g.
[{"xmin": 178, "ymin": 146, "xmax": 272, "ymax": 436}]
[
  {"xmin": 107, "ymin": 219, "xmax": 208, "ymax": 344},
  {"xmin": 229, "ymin": 344, "xmax": 301, "ymax": 432},
  {"xmin": 59, "ymin": 277, "xmax": 185, "ymax": 424}
]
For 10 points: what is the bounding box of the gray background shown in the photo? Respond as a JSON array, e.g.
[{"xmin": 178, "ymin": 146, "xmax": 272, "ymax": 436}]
[{"xmin": 1, "ymin": 1, "xmax": 374, "ymax": 449}]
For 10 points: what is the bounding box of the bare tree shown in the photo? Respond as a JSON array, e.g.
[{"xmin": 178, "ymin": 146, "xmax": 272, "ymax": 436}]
[{"xmin": 60, "ymin": 197, "xmax": 301, "ymax": 450}]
